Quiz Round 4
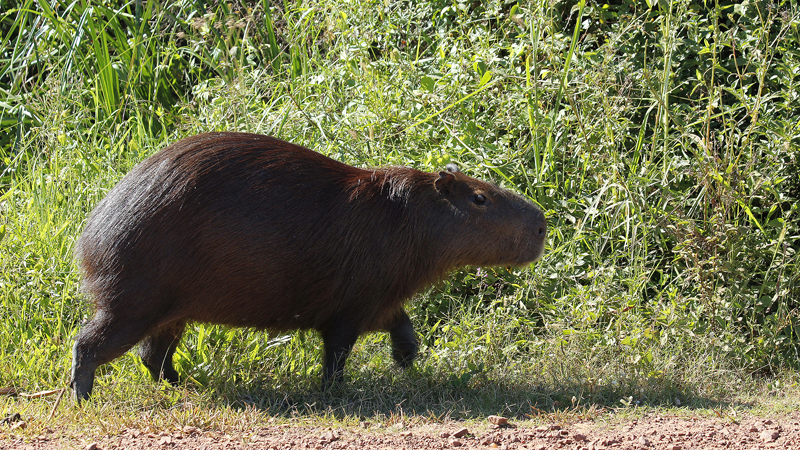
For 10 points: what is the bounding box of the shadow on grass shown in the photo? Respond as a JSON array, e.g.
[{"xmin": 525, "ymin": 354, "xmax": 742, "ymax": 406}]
[{"xmin": 173, "ymin": 367, "xmax": 757, "ymax": 422}]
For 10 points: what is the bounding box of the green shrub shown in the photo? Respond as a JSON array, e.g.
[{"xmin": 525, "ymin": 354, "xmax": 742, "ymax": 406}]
[{"xmin": 1, "ymin": 0, "xmax": 798, "ymax": 407}]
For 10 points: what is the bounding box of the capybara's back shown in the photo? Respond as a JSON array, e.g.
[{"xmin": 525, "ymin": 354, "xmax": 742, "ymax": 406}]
[{"xmin": 71, "ymin": 132, "xmax": 547, "ymax": 401}]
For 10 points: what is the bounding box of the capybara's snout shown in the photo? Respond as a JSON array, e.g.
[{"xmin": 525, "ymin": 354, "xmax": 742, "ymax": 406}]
[{"xmin": 523, "ymin": 204, "xmax": 548, "ymax": 265}]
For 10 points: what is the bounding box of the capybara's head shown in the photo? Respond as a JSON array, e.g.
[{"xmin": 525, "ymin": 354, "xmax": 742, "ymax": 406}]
[{"xmin": 431, "ymin": 164, "xmax": 547, "ymax": 268}]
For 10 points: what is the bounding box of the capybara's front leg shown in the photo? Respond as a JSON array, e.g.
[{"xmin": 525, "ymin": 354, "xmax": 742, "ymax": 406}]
[
  {"xmin": 320, "ymin": 320, "xmax": 360, "ymax": 388},
  {"xmin": 388, "ymin": 309, "xmax": 418, "ymax": 368}
]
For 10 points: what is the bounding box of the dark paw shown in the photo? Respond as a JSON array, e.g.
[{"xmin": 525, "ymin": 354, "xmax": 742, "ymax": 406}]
[
  {"xmin": 392, "ymin": 342, "xmax": 418, "ymax": 368},
  {"xmin": 71, "ymin": 375, "xmax": 94, "ymax": 403},
  {"xmin": 143, "ymin": 362, "xmax": 180, "ymax": 385}
]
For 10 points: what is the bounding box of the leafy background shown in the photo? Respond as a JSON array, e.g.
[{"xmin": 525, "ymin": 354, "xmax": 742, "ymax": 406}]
[{"xmin": 0, "ymin": 0, "xmax": 798, "ymax": 418}]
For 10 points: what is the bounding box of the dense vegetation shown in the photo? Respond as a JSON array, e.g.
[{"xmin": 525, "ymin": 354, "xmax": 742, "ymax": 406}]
[{"xmin": 0, "ymin": 0, "xmax": 798, "ymax": 420}]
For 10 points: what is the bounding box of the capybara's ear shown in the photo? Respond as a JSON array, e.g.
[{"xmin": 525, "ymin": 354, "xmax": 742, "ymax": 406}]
[{"xmin": 435, "ymin": 170, "xmax": 456, "ymax": 195}]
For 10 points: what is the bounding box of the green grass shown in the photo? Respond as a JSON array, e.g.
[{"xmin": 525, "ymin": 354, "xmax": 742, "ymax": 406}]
[{"xmin": 1, "ymin": 0, "xmax": 799, "ymax": 435}]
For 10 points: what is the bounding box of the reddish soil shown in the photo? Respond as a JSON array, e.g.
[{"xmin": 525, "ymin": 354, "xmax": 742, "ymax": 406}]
[{"xmin": 3, "ymin": 413, "xmax": 800, "ymax": 450}]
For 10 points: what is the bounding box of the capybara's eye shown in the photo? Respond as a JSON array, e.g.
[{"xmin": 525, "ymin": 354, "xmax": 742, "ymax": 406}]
[{"xmin": 474, "ymin": 194, "xmax": 486, "ymax": 204}]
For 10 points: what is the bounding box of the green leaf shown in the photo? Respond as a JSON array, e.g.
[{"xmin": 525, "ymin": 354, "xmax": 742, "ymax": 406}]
[
  {"xmin": 421, "ymin": 75, "xmax": 435, "ymax": 92},
  {"xmin": 478, "ymin": 70, "xmax": 492, "ymax": 87},
  {"xmin": 473, "ymin": 60, "xmax": 487, "ymax": 77}
]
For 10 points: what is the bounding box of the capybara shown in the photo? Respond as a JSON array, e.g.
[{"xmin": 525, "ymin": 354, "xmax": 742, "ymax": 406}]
[{"xmin": 71, "ymin": 132, "xmax": 547, "ymax": 401}]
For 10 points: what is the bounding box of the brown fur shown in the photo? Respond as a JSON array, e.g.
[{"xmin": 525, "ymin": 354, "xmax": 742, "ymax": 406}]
[{"xmin": 70, "ymin": 132, "xmax": 547, "ymax": 401}]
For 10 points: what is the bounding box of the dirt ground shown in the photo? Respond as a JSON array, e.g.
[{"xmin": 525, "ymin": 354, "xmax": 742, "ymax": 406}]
[{"xmin": 3, "ymin": 412, "xmax": 800, "ymax": 450}]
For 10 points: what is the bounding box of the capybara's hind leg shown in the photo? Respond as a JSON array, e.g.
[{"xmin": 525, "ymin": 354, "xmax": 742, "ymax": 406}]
[
  {"xmin": 138, "ymin": 321, "xmax": 185, "ymax": 384},
  {"xmin": 388, "ymin": 310, "xmax": 417, "ymax": 368},
  {"xmin": 71, "ymin": 310, "xmax": 154, "ymax": 402}
]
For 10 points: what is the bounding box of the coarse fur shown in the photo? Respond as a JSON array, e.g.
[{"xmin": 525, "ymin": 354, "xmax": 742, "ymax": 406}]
[{"xmin": 71, "ymin": 132, "xmax": 547, "ymax": 401}]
